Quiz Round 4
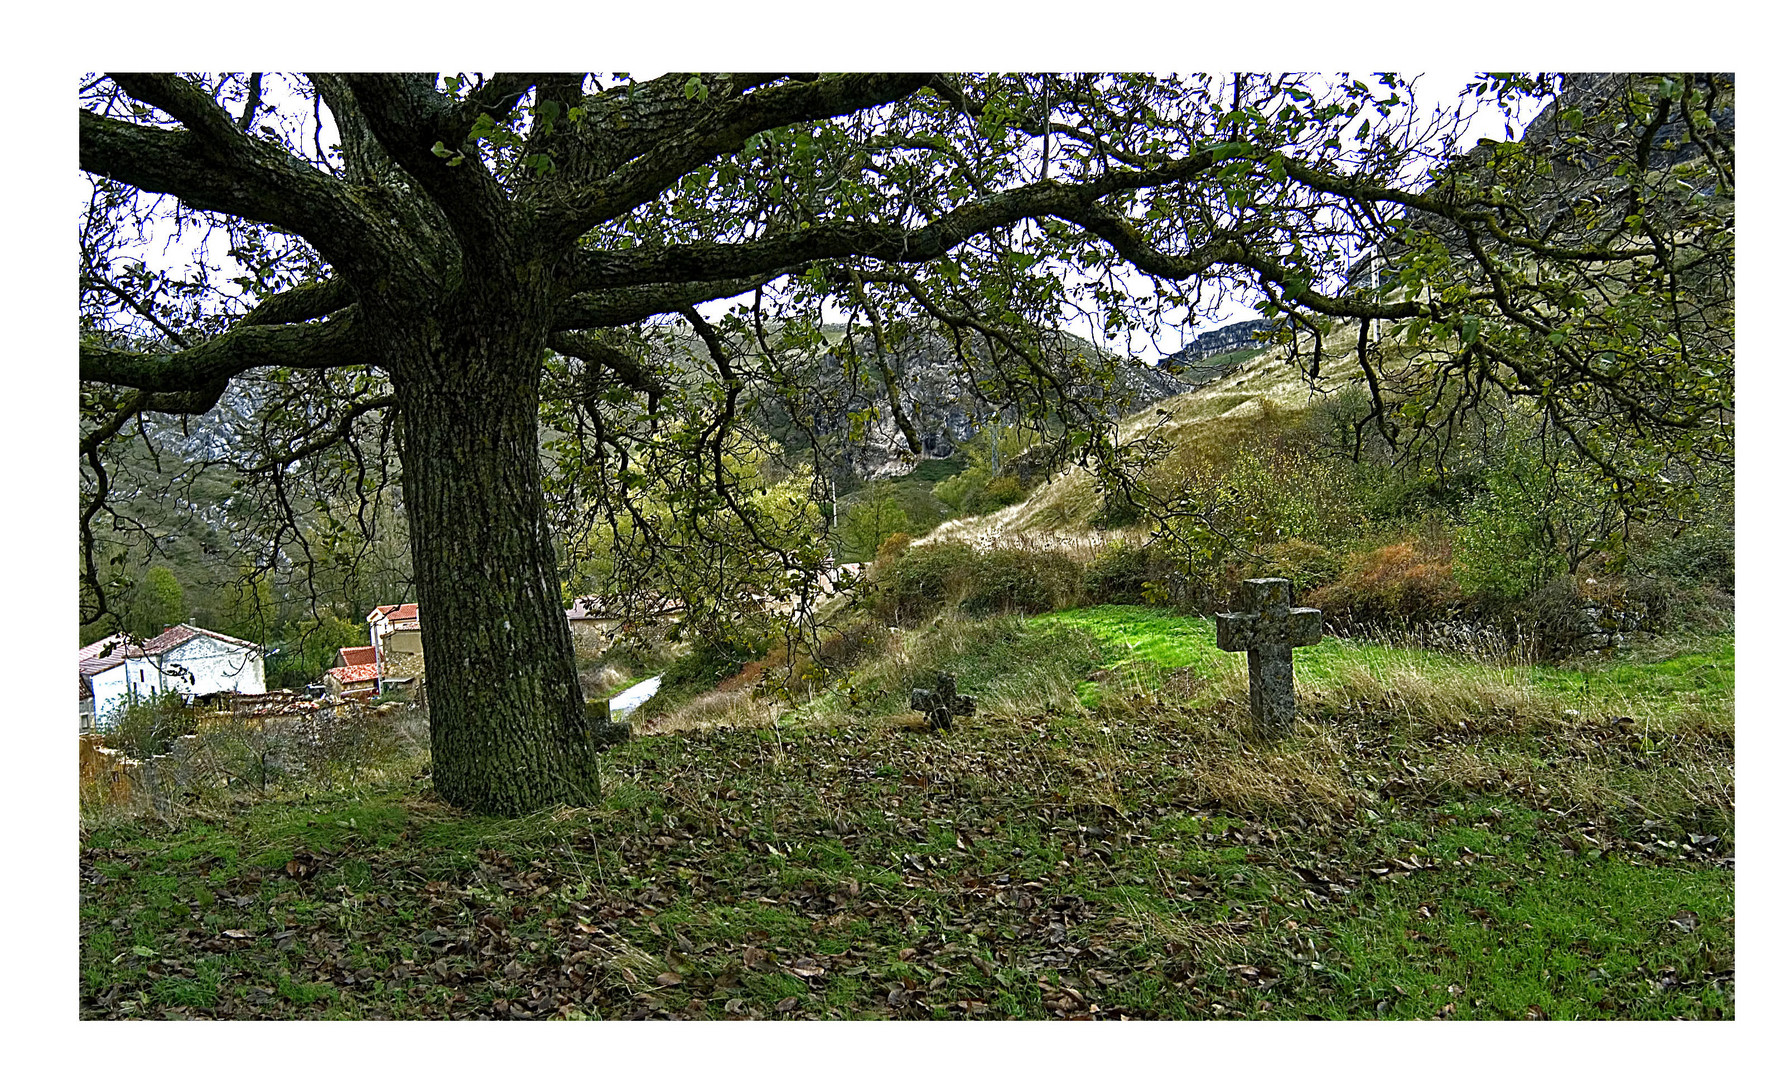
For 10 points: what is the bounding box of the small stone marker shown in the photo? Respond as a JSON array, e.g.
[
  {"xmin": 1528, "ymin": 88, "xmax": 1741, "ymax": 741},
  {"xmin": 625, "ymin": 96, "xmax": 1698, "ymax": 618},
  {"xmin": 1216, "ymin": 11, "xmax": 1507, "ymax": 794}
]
[
  {"xmin": 1215, "ymin": 578, "xmax": 1323, "ymax": 736},
  {"xmin": 910, "ymin": 672, "xmax": 975, "ymax": 732},
  {"xmin": 585, "ymin": 697, "xmax": 631, "ymax": 747}
]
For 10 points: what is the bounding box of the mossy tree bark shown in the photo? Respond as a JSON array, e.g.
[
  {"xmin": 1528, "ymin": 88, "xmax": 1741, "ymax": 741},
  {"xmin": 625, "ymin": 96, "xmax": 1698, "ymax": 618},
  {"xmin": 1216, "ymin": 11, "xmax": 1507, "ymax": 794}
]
[{"xmin": 382, "ymin": 283, "xmax": 603, "ymax": 813}]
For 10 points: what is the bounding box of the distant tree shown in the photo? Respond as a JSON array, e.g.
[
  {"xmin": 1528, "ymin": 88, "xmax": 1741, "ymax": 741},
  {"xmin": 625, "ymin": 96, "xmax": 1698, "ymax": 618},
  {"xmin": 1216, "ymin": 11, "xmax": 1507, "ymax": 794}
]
[
  {"xmin": 131, "ymin": 565, "xmax": 187, "ymax": 637},
  {"xmin": 840, "ymin": 494, "xmax": 910, "ymax": 559},
  {"xmin": 81, "ymin": 73, "xmax": 1730, "ymax": 813}
]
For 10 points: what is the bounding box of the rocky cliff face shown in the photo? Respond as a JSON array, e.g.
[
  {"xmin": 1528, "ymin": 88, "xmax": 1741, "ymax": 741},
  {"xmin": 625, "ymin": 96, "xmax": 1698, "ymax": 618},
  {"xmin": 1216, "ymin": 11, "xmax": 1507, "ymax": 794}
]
[
  {"xmin": 1157, "ymin": 319, "xmax": 1278, "ymax": 383},
  {"xmin": 1343, "ymin": 73, "xmax": 1734, "ymax": 292},
  {"xmin": 789, "ymin": 320, "xmax": 1274, "ymax": 481}
]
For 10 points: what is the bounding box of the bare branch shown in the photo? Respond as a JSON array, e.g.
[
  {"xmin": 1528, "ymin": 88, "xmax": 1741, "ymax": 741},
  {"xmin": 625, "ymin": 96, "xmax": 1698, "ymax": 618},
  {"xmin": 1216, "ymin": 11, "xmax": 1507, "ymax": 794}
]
[
  {"xmin": 539, "ymin": 73, "xmax": 933, "ymax": 244},
  {"xmin": 553, "ymin": 273, "xmax": 794, "ymax": 330},
  {"xmin": 81, "ymin": 308, "xmax": 373, "ymax": 393}
]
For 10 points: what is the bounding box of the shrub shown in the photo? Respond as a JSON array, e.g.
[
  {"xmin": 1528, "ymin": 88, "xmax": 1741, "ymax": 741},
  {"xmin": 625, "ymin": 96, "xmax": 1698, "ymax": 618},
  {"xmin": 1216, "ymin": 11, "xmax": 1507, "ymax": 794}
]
[
  {"xmin": 839, "ymin": 494, "xmax": 910, "ymax": 560},
  {"xmin": 1307, "ymin": 534, "xmax": 1462, "ymax": 629},
  {"xmin": 907, "ymin": 457, "xmax": 967, "ymax": 483},
  {"xmin": 1254, "ymin": 538, "xmax": 1342, "ymax": 592},
  {"xmin": 751, "ymin": 614, "xmax": 892, "ymax": 698},
  {"xmin": 875, "ymin": 531, "xmax": 913, "ymax": 563},
  {"xmin": 873, "ymin": 542, "xmax": 1082, "ymax": 624},
  {"xmin": 1083, "ymin": 541, "xmax": 1174, "ymax": 604},
  {"xmin": 873, "ymin": 542, "xmax": 978, "ymax": 624},
  {"xmin": 814, "ymin": 614, "xmax": 890, "ymax": 671},
  {"xmin": 975, "ymin": 475, "xmax": 1028, "ymax": 512},
  {"xmin": 1093, "ymin": 487, "xmax": 1146, "ymax": 528},
  {"xmin": 935, "ymin": 466, "xmax": 1033, "ymax": 515},
  {"xmin": 99, "ymin": 691, "xmax": 197, "ymax": 759},
  {"xmin": 807, "ymin": 611, "xmax": 1107, "ymax": 724},
  {"xmin": 959, "ymin": 548, "xmax": 1082, "ymax": 616},
  {"xmin": 632, "ymin": 635, "xmax": 764, "ymax": 723},
  {"xmin": 1500, "ymin": 573, "xmax": 1680, "ymax": 659},
  {"xmin": 661, "ymin": 636, "xmax": 760, "ymax": 694},
  {"xmin": 1639, "ymin": 528, "xmax": 1734, "ymax": 591},
  {"xmin": 933, "ymin": 464, "xmax": 989, "ymax": 512},
  {"xmin": 1454, "ymin": 496, "xmax": 1564, "ymax": 600}
]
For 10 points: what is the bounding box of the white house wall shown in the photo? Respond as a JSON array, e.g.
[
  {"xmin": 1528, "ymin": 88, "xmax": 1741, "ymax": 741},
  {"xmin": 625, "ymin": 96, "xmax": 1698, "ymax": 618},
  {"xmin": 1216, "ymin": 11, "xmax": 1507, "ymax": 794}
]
[
  {"xmin": 166, "ymin": 636, "xmax": 266, "ymax": 697},
  {"xmin": 88, "ymin": 665, "xmax": 133, "ymax": 726}
]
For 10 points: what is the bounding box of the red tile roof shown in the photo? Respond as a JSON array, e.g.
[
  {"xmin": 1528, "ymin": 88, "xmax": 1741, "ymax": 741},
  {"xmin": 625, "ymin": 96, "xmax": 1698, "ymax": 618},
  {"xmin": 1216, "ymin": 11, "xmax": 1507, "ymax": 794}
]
[
  {"xmin": 137, "ymin": 624, "xmax": 262, "ymax": 656},
  {"xmin": 339, "ymin": 646, "xmax": 377, "ymax": 667},
  {"xmin": 78, "ymin": 633, "xmax": 129, "ymax": 662},
  {"xmin": 369, "ymin": 603, "xmax": 419, "ymax": 623},
  {"xmin": 327, "ymin": 663, "xmax": 380, "ymax": 684},
  {"xmin": 79, "ymin": 655, "xmax": 129, "ymax": 677}
]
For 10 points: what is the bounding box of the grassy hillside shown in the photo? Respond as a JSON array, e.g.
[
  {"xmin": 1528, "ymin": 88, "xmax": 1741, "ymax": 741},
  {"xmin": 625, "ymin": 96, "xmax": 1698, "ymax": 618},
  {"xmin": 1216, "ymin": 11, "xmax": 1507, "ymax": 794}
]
[
  {"xmin": 81, "ymin": 605, "xmax": 1732, "ymax": 1020},
  {"xmin": 927, "ymin": 326, "xmax": 1363, "ymax": 546}
]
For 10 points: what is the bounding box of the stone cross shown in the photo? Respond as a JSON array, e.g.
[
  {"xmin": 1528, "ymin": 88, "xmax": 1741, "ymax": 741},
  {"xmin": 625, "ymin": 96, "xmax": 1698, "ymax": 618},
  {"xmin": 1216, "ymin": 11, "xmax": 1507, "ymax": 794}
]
[
  {"xmin": 1216, "ymin": 578, "xmax": 1322, "ymax": 736},
  {"xmin": 910, "ymin": 672, "xmax": 975, "ymax": 732}
]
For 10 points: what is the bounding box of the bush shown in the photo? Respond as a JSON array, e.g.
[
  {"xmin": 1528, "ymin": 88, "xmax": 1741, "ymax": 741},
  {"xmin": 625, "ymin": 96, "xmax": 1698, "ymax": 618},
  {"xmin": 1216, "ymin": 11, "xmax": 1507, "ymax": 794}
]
[
  {"xmin": 1307, "ymin": 534, "xmax": 1463, "ymax": 630},
  {"xmin": 814, "ymin": 615, "xmax": 890, "ymax": 672},
  {"xmin": 875, "ymin": 531, "xmax": 913, "ymax": 563},
  {"xmin": 873, "ymin": 542, "xmax": 978, "ymax": 624},
  {"xmin": 1639, "ymin": 528, "xmax": 1734, "ymax": 591},
  {"xmin": 1093, "ymin": 488, "xmax": 1146, "ymax": 528},
  {"xmin": 959, "ymin": 548, "xmax": 1082, "ymax": 616},
  {"xmin": 750, "ymin": 614, "xmax": 892, "ymax": 698},
  {"xmin": 1254, "ymin": 538, "xmax": 1342, "ymax": 592},
  {"xmin": 99, "ymin": 691, "xmax": 197, "ymax": 759},
  {"xmin": 873, "ymin": 542, "xmax": 1081, "ymax": 624},
  {"xmin": 907, "ymin": 457, "xmax": 968, "ymax": 483},
  {"xmin": 932, "ymin": 465, "xmax": 988, "ymax": 513},
  {"xmin": 1501, "ymin": 574, "xmax": 1675, "ymax": 659},
  {"xmin": 839, "ymin": 494, "xmax": 910, "ymax": 560},
  {"xmin": 1454, "ymin": 496, "xmax": 1564, "ymax": 600},
  {"xmin": 808, "ymin": 612, "xmax": 1107, "ymax": 723},
  {"xmin": 976, "ymin": 475, "xmax": 1028, "ymax": 512},
  {"xmin": 660, "ymin": 636, "xmax": 760, "ymax": 694},
  {"xmin": 1083, "ymin": 541, "xmax": 1173, "ymax": 604},
  {"xmin": 632, "ymin": 635, "xmax": 764, "ymax": 723}
]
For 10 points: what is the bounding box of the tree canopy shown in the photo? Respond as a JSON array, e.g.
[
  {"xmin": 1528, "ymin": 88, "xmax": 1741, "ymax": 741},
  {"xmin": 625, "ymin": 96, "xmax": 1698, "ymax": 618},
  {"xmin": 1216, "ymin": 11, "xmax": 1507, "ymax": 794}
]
[{"xmin": 80, "ymin": 72, "xmax": 1733, "ymax": 813}]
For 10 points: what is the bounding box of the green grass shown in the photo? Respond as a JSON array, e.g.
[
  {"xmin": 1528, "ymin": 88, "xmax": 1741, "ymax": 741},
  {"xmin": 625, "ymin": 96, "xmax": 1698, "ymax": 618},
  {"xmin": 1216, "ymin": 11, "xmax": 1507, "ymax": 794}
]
[
  {"xmin": 1039, "ymin": 605, "xmax": 1734, "ymax": 725},
  {"xmin": 81, "ymin": 608, "xmax": 1733, "ymax": 1020}
]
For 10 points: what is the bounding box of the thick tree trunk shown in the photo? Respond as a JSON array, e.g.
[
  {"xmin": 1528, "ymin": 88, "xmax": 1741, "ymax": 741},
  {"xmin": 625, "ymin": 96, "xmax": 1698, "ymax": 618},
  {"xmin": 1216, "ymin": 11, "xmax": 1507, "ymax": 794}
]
[{"xmin": 387, "ymin": 293, "xmax": 611, "ymax": 815}]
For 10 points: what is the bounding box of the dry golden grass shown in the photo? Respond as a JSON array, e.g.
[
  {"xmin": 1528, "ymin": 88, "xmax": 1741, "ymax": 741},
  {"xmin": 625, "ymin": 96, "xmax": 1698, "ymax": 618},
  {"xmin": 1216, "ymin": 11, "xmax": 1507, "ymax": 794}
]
[
  {"xmin": 633, "ymin": 687, "xmax": 785, "ymax": 735},
  {"xmin": 918, "ymin": 329, "xmax": 1375, "ymax": 549}
]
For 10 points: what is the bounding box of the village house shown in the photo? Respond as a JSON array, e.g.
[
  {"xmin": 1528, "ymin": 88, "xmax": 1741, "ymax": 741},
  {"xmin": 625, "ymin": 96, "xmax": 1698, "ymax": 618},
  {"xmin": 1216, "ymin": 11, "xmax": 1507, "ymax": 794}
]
[
  {"xmin": 323, "ymin": 604, "xmax": 425, "ymax": 698},
  {"xmin": 565, "ymin": 594, "xmax": 687, "ymax": 653},
  {"xmin": 367, "ymin": 603, "xmax": 424, "ymax": 689},
  {"xmin": 319, "ymin": 594, "xmax": 707, "ymax": 698},
  {"xmin": 78, "ymin": 624, "xmax": 266, "ymax": 731},
  {"xmin": 322, "ymin": 645, "xmax": 379, "ymax": 697}
]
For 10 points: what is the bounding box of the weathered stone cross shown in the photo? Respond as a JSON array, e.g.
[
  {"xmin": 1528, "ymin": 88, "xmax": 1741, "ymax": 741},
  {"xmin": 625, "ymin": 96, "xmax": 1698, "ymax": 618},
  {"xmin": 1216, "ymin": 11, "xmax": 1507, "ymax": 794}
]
[
  {"xmin": 911, "ymin": 672, "xmax": 975, "ymax": 732},
  {"xmin": 1216, "ymin": 578, "xmax": 1323, "ymax": 736}
]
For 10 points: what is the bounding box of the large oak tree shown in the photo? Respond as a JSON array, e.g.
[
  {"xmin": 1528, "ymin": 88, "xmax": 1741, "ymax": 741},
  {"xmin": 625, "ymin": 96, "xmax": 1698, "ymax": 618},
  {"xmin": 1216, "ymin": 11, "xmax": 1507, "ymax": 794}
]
[{"xmin": 80, "ymin": 72, "xmax": 1731, "ymax": 814}]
